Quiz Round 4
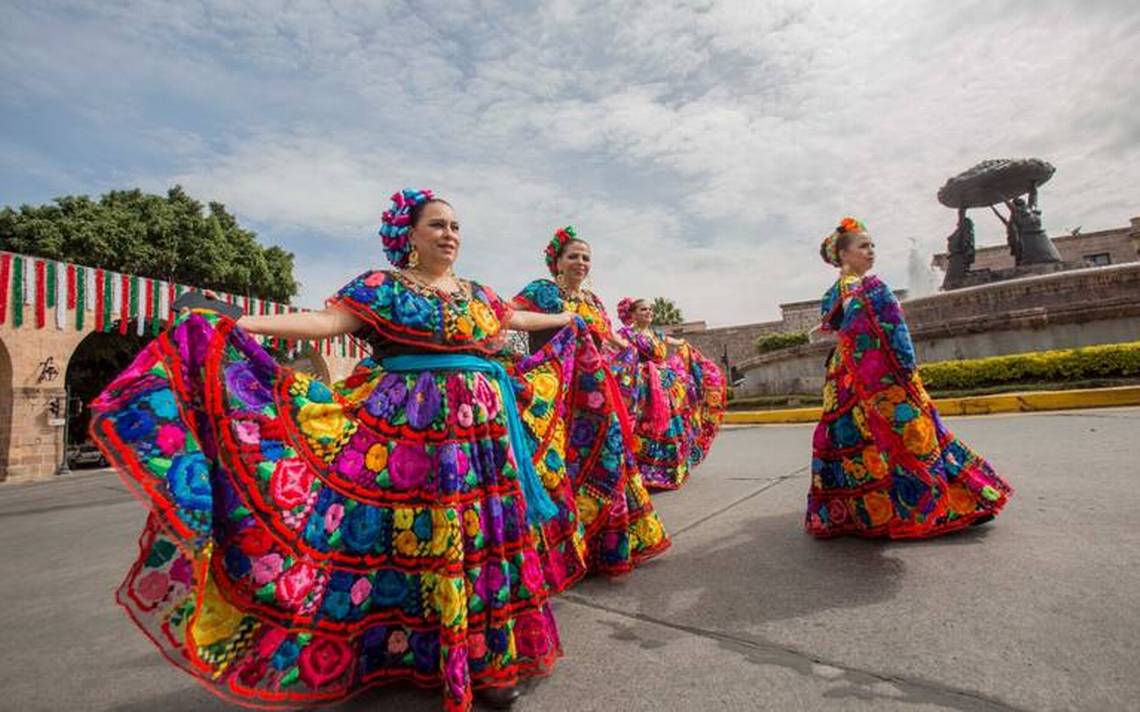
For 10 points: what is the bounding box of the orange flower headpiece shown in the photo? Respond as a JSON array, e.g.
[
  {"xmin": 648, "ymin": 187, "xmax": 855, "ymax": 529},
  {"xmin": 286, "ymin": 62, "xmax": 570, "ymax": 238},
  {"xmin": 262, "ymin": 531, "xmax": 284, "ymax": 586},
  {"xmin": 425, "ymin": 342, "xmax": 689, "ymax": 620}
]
[{"xmin": 820, "ymin": 216, "xmax": 867, "ymax": 267}]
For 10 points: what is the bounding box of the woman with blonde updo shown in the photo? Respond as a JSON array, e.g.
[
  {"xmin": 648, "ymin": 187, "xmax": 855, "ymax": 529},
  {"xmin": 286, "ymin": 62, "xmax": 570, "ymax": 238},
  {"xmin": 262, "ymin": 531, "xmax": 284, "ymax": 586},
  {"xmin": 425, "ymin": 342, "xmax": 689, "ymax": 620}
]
[{"xmin": 806, "ymin": 217, "xmax": 1012, "ymax": 539}]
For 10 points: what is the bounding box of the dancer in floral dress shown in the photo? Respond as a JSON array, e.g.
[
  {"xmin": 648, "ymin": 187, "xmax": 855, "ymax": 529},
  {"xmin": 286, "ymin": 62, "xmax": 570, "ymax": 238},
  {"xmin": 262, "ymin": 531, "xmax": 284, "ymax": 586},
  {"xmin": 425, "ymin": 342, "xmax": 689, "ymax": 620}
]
[
  {"xmin": 806, "ymin": 217, "xmax": 1013, "ymax": 538},
  {"xmin": 513, "ymin": 226, "xmax": 670, "ymax": 576},
  {"xmin": 90, "ymin": 189, "xmax": 579, "ymax": 710},
  {"xmin": 613, "ymin": 297, "xmax": 726, "ymax": 490}
]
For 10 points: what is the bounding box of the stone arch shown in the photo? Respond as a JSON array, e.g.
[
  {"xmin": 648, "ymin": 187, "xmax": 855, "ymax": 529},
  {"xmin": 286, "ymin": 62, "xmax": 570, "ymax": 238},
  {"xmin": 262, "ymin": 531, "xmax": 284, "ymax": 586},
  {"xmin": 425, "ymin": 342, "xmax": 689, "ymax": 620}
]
[
  {"xmin": 0, "ymin": 336, "xmax": 12, "ymax": 481},
  {"xmin": 65, "ymin": 327, "xmax": 152, "ymax": 451}
]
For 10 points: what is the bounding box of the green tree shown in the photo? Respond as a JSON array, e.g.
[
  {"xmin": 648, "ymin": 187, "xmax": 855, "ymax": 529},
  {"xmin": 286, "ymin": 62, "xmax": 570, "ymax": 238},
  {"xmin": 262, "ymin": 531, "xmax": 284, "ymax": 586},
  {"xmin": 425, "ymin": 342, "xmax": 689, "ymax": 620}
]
[
  {"xmin": 651, "ymin": 297, "xmax": 684, "ymax": 326},
  {"xmin": 0, "ymin": 186, "xmax": 298, "ymax": 301}
]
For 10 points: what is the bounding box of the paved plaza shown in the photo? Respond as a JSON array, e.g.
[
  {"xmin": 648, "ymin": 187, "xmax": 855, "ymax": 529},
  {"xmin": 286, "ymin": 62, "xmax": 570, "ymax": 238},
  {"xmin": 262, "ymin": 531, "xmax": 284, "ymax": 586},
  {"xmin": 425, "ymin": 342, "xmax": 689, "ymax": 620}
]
[{"xmin": 1, "ymin": 408, "xmax": 1138, "ymax": 712}]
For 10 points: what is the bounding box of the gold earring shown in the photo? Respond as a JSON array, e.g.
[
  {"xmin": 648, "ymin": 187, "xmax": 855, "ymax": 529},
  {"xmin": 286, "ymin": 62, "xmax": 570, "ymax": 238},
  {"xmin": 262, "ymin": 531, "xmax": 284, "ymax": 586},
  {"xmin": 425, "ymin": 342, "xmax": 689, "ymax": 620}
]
[
  {"xmin": 555, "ymin": 273, "xmax": 566, "ymax": 289},
  {"xmin": 407, "ymin": 247, "xmax": 420, "ymax": 269}
]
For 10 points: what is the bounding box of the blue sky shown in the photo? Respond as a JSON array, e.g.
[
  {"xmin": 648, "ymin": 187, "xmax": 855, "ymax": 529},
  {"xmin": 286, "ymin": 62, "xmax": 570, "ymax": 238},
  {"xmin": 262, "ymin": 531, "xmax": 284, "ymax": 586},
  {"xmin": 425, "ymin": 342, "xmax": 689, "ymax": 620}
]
[{"xmin": 2, "ymin": 0, "xmax": 1138, "ymax": 324}]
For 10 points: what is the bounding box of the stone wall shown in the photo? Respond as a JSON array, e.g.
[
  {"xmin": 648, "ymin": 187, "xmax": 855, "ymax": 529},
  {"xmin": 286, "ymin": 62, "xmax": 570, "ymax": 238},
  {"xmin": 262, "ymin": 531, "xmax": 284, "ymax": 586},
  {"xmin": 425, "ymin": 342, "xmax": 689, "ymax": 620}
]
[{"xmin": 739, "ymin": 262, "xmax": 1140, "ymax": 396}]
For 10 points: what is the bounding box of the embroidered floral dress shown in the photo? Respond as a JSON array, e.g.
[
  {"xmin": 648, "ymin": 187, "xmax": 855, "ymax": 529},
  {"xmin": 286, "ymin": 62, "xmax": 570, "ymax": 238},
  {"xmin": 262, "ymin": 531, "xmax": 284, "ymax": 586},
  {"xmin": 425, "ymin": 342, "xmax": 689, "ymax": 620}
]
[
  {"xmin": 614, "ymin": 326, "xmax": 693, "ymax": 490},
  {"xmin": 513, "ymin": 279, "xmax": 670, "ymax": 574},
  {"xmin": 90, "ymin": 270, "xmax": 562, "ymax": 712},
  {"xmin": 667, "ymin": 343, "xmax": 727, "ymax": 470},
  {"xmin": 806, "ymin": 274, "xmax": 1013, "ymax": 538}
]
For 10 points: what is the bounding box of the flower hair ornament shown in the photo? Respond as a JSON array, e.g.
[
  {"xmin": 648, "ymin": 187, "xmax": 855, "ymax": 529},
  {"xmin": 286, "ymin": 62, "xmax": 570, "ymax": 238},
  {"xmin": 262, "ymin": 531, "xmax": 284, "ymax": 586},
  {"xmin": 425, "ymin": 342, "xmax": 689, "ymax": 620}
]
[
  {"xmin": 379, "ymin": 188, "xmax": 435, "ymax": 268},
  {"xmin": 820, "ymin": 216, "xmax": 867, "ymax": 267},
  {"xmin": 544, "ymin": 225, "xmax": 579, "ymax": 276},
  {"xmin": 617, "ymin": 297, "xmax": 639, "ymax": 326}
]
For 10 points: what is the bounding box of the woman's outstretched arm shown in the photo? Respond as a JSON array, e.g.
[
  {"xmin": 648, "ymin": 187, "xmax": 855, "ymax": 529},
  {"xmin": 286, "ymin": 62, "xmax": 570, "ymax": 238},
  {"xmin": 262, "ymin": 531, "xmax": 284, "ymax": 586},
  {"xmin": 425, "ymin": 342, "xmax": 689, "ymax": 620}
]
[{"xmin": 237, "ymin": 306, "xmax": 364, "ymax": 340}]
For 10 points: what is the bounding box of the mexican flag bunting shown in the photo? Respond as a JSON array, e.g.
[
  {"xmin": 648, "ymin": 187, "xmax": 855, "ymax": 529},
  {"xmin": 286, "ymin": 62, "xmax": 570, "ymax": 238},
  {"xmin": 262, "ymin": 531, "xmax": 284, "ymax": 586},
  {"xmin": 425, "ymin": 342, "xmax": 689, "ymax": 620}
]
[
  {"xmin": 24, "ymin": 255, "xmax": 34, "ymax": 305},
  {"xmin": 34, "ymin": 259, "xmax": 45, "ymax": 329},
  {"xmin": 157, "ymin": 281, "xmax": 170, "ymax": 331},
  {"xmin": 108, "ymin": 271, "xmax": 121, "ymax": 331},
  {"xmin": 66, "ymin": 264, "xmax": 76, "ymax": 310},
  {"xmin": 12, "ymin": 255, "xmax": 24, "ymax": 327},
  {"xmin": 0, "ymin": 253, "xmax": 10, "ymax": 325},
  {"xmin": 75, "ymin": 266, "xmax": 86, "ymax": 331},
  {"xmin": 46, "ymin": 261, "xmax": 56, "ymax": 309},
  {"xmin": 118, "ymin": 274, "xmax": 130, "ymax": 335},
  {"xmin": 130, "ymin": 276, "xmax": 142, "ymax": 336},
  {"xmin": 143, "ymin": 278, "xmax": 154, "ymax": 336},
  {"xmin": 85, "ymin": 266, "xmax": 95, "ymax": 312},
  {"xmin": 53, "ymin": 262, "xmax": 66, "ymax": 329},
  {"xmin": 94, "ymin": 269, "xmax": 105, "ymax": 332}
]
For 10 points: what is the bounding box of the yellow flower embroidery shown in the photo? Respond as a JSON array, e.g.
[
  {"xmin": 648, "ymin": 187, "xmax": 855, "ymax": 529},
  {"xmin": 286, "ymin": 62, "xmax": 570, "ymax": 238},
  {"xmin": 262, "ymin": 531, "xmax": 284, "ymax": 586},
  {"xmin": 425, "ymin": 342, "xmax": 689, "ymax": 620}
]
[
  {"xmin": 434, "ymin": 576, "xmax": 466, "ymax": 626},
  {"xmin": 395, "ymin": 530, "xmax": 419, "ymax": 557},
  {"xmin": 394, "ymin": 508, "xmax": 414, "ymax": 530},
  {"xmin": 191, "ymin": 578, "xmax": 245, "ymax": 647},
  {"xmin": 469, "ymin": 301, "xmax": 500, "ymax": 334},
  {"xmin": 365, "ymin": 443, "xmax": 388, "ymax": 473},
  {"xmin": 463, "ymin": 508, "xmax": 481, "ymax": 538},
  {"xmin": 575, "ymin": 493, "xmax": 601, "ymax": 527},
  {"xmin": 297, "ymin": 403, "xmax": 351, "ymax": 441},
  {"xmin": 864, "ymin": 490, "xmax": 893, "ymax": 526},
  {"xmin": 902, "ymin": 417, "xmax": 936, "ymax": 456},
  {"xmin": 454, "ymin": 316, "xmax": 474, "ymax": 339},
  {"xmin": 531, "ymin": 373, "xmax": 559, "ymax": 402}
]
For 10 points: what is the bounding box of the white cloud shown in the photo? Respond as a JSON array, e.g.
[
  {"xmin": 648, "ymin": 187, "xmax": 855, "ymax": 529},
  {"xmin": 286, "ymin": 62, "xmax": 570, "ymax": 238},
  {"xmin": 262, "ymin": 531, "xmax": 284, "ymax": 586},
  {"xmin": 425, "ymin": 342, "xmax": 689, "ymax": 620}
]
[{"xmin": 3, "ymin": 0, "xmax": 1139, "ymax": 324}]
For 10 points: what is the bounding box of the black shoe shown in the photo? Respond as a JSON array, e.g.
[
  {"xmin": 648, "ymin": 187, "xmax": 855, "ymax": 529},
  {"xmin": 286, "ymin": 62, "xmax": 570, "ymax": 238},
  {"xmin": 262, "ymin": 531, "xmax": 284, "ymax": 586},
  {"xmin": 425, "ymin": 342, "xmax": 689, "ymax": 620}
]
[
  {"xmin": 475, "ymin": 685, "xmax": 522, "ymax": 709},
  {"xmin": 970, "ymin": 514, "xmax": 995, "ymax": 527}
]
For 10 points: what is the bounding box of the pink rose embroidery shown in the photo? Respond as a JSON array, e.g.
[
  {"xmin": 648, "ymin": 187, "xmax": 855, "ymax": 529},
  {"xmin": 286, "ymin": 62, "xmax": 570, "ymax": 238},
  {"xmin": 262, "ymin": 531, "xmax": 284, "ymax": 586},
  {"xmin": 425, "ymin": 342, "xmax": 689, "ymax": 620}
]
[
  {"xmin": 270, "ymin": 459, "xmax": 313, "ymax": 510},
  {"xmin": 251, "ymin": 553, "xmax": 284, "ymax": 585},
  {"xmin": 275, "ymin": 562, "xmax": 317, "ymax": 608},
  {"xmin": 234, "ymin": 419, "xmax": 261, "ymax": 445},
  {"xmin": 387, "ymin": 444, "xmax": 431, "ymax": 490},
  {"xmin": 324, "ymin": 504, "xmax": 345, "ymax": 533},
  {"xmin": 297, "ymin": 636, "xmax": 351, "ymax": 688},
  {"xmin": 350, "ymin": 577, "xmax": 372, "ymax": 606},
  {"xmin": 155, "ymin": 424, "xmax": 185, "ymax": 457},
  {"xmin": 456, "ymin": 403, "xmax": 474, "ymax": 428}
]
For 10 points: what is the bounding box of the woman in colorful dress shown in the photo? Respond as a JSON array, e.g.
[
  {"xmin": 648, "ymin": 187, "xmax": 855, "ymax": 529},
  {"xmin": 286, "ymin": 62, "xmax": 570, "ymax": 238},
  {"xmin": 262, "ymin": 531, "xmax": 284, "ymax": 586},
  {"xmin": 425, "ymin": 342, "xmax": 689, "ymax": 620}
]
[
  {"xmin": 89, "ymin": 189, "xmax": 580, "ymax": 711},
  {"xmin": 513, "ymin": 227, "xmax": 670, "ymax": 576},
  {"xmin": 613, "ymin": 298, "xmax": 726, "ymax": 490},
  {"xmin": 806, "ymin": 217, "xmax": 1013, "ymax": 538}
]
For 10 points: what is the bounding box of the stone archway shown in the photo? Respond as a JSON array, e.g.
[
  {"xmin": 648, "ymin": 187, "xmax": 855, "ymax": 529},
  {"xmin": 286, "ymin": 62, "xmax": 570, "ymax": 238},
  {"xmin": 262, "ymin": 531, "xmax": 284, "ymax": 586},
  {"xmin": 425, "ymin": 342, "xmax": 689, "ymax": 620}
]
[
  {"xmin": 0, "ymin": 336, "xmax": 12, "ymax": 481},
  {"xmin": 65, "ymin": 326, "xmax": 152, "ymax": 453}
]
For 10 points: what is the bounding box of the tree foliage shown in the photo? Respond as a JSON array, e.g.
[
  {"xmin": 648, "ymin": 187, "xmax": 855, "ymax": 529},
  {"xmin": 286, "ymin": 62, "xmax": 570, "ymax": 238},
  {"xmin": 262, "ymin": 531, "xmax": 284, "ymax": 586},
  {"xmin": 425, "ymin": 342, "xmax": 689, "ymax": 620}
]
[
  {"xmin": 0, "ymin": 186, "xmax": 298, "ymax": 301},
  {"xmin": 651, "ymin": 297, "xmax": 684, "ymax": 326}
]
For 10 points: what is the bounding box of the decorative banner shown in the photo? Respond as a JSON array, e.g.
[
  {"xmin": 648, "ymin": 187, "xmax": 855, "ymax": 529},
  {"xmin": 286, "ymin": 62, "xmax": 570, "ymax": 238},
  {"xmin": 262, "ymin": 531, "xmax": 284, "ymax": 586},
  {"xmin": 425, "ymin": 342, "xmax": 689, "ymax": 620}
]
[
  {"xmin": 23, "ymin": 255, "xmax": 33, "ymax": 305},
  {"xmin": 46, "ymin": 260, "xmax": 56, "ymax": 309},
  {"xmin": 54, "ymin": 262, "xmax": 66, "ymax": 330},
  {"xmin": 12, "ymin": 255, "xmax": 24, "ymax": 327},
  {"xmin": 133, "ymin": 274, "xmax": 143, "ymax": 334},
  {"xmin": 118, "ymin": 273, "xmax": 130, "ymax": 335},
  {"xmin": 34, "ymin": 259, "xmax": 46, "ymax": 329},
  {"xmin": 75, "ymin": 266, "xmax": 86, "ymax": 331},
  {"xmin": 94, "ymin": 268, "xmax": 105, "ymax": 332},
  {"xmin": 85, "ymin": 266, "xmax": 95, "ymax": 312},
  {"xmin": 0, "ymin": 253, "xmax": 10, "ymax": 325},
  {"xmin": 66, "ymin": 264, "xmax": 77, "ymax": 310}
]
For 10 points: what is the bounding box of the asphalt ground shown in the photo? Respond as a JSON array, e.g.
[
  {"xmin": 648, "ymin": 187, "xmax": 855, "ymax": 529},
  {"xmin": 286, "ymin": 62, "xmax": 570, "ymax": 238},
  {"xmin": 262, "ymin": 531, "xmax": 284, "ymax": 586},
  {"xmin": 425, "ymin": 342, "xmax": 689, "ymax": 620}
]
[{"xmin": 1, "ymin": 408, "xmax": 1137, "ymax": 712}]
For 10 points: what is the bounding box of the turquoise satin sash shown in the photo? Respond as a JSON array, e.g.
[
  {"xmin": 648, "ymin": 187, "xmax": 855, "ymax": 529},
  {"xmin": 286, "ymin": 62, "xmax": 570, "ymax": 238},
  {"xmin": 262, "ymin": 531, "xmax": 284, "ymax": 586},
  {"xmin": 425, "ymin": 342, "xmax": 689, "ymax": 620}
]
[{"xmin": 380, "ymin": 354, "xmax": 557, "ymax": 525}]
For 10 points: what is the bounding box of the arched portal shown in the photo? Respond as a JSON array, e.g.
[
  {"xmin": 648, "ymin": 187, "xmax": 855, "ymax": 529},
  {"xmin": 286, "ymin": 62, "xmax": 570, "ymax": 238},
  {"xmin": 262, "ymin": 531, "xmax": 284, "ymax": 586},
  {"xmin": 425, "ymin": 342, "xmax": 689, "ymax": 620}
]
[
  {"xmin": 284, "ymin": 347, "xmax": 332, "ymax": 385},
  {"xmin": 64, "ymin": 325, "xmax": 152, "ymax": 464}
]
